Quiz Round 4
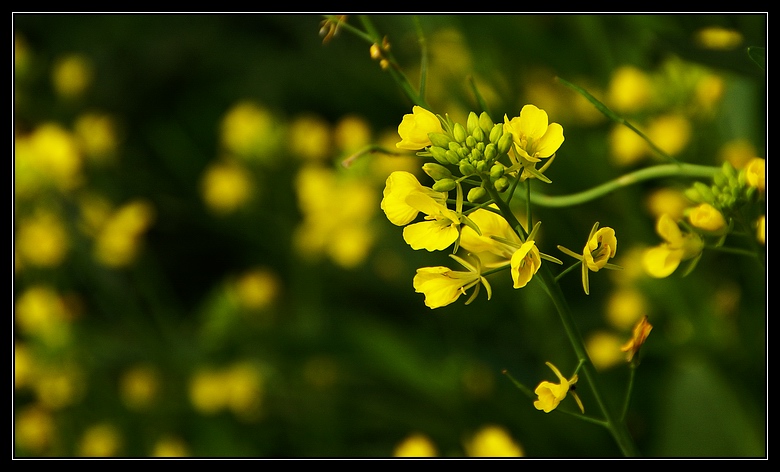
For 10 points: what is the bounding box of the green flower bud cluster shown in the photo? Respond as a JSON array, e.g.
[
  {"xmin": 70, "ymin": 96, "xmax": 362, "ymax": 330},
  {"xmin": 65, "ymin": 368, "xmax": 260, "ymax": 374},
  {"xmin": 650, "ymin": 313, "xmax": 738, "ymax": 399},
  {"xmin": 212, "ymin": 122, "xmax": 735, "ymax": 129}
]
[
  {"xmin": 421, "ymin": 111, "xmax": 513, "ymax": 202},
  {"xmin": 684, "ymin": 161, "xmax": 758, "ymax": 214}
]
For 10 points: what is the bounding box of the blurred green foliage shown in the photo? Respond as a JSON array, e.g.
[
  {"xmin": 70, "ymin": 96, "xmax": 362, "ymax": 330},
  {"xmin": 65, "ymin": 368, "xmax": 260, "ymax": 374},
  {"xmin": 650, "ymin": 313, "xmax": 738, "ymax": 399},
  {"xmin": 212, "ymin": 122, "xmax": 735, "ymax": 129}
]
[{"xmin": 14, "ymin": 14, "xmax": 766, "ymax": 457}]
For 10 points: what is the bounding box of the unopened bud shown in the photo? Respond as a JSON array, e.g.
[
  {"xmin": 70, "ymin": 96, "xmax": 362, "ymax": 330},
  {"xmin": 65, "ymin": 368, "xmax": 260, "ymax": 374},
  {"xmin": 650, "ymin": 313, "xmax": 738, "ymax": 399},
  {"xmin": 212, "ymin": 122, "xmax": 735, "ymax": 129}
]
[
  {"xmin": 497, "ymin": 132, "xmax": 513, "ymax": 155},
  {"xmin": 466, "ymin": 112, "xmax": 479, "ymax": 135},
  {"xmin": 467, "ymin": 186, "xmax": 487, "ymax": 203},
  {"xmin": 490, "ymin": 163, "xmax": 505, "ymax": 180},
  {"xmin": 445, "ymin": 149, "xmax": 461, "ymax": 165},
  {"xmin": 494, "ymin": 176, "xmax": 509, "ymax": 192},
  {"xmin": 429, "ymin": 146, "xmax": 450, "ymax": 165},
  {"xmin": 478, "ymin": 112, "xmax": 494, "ymax": 135},
  {"xmin": 429, "ymin": 132, "xmax": 451, "ymax": 148},
  {"xmin": 423, "ymin": 162, "xmax": 453, "ymax": 180},
  {"xmin": 459, "ymin": 161, "xmax": 476, "ymax": 176},
  {"xmin": 453, "ymin": 123, "xmax": 467, "ymax": 143},
  {"xmin": 432, "ymin": 179, "xmax": 457, "ymax": 192},
  {"xmin": 489, "ymin": 123, "xmax": 503, "ymax": 144},
  {"xmin": 484, "ymin": 143, "xmax": 497, "ymax": 161},
  {"xmin": 465, "ymin": 136, "xmax": 477, "ymax": 149}
]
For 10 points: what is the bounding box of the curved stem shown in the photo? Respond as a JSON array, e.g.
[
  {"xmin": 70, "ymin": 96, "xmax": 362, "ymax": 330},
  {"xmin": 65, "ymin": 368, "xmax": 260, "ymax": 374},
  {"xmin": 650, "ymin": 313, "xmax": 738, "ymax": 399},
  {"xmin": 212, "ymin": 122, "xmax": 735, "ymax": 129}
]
[
  {"xmin": 486, "ymin": 184, "xmax": 640, "ymax": 457},
  {"xmin": 514, "ymin": 164, "xmax": 719, "ymax": 208}
]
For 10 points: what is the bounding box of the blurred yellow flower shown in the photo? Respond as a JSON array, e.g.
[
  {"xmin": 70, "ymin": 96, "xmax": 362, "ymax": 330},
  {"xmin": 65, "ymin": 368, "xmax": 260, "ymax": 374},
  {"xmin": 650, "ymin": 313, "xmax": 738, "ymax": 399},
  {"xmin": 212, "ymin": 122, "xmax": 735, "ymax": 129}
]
[
  {"xmin": 189, "ymin": 368, "xmax": 225, "ymax": 415},
  {"xmin": 33, "ymin": 363, "xmax": 85, "ymax": 410},
  {"xmin": 120, "ymin": 365, "xmax": 160, "ymax": 411},
  {"xmin": 607, "ymin": 65, "xmax": 652, "ymax": 113},
  {"xmin": 288, "ymin": 113, "xmax": 332, "ymax": 161},
  {"xmin": 609, "ymin": 123, "xmax": 648, "ymax": 167},
  {"xmin": 586, "ymin": 331, "xmax": 626, "ymax": 371},
  {"xmin": 465, "ymin": 425, "xmax": 524, "ymax": 457},
  {"xmin": 644, "ymin": 187, "xmax": 689, "ymax": 221},
  {"xmin": 393, "ymin": 433, "xmax": 438, "ymax": 457},
  {"xmin": 52, "ymin": 53, "xmax": 93, "ymax": 99},
  {"xmin": 620, "ymin": 315, "xmax": 653, "ymax": 362},
  {"xmin": 510, "ymin": 240, "xmax": 541, "ymax": 289},
  {"xmin": 396, "ymin": 106, "xmax": 443, "ymax": 150},
  {"xmin": 647, "ymin": 114, "xmax": 691, "ymax": 157},
  {"xmin": 694, "ymin": 26, "xmax": 743, "ymax": 50},
  {"xmin": 78, "ymin": 423, "xmax": 122, "ymax": 457},
  {"xmin": 534, "ymin": 362, "xmax": 583, "ymax": 414},
  {"xmin": 606, "ymin": 287, "xmax": 647, "ymax": 331},
  {"xmin": 642, "ymin": 214, "xmax": 703, "ymax": 278},
  {"xmin": 719, "ymin": 139, "xmax": 756, "ymax": 169},
  {"xmin": 233, "ymin": 267, "xmax": 281, "ymax": 310},
  {"xmin": 15, "ymin": 404, "xmax": 56, "ymax": 455},
  {"xmin": 687, "ymin": 202, "xmax": 727, "ymax": 233},
  {"xmin": 152, "ymin": 435, "xmax": 190, "ymax": 457},
  {"xmin": 15, "ymin": 342, "xmax": 35, "ymax": 390},
  {"xmin": 333, "ymin": 114, "xmax": 372, "ymax": 154},
  {"xmin": 189, "ymin": 362, "xmax": 264, "ymax": 420},
  {"xmin": 756, "ymin": 215, "xmax": 765, "ymax": 245},
  {"xmin": 15, "ymin": 210, "xmax": 69, "ymax": 268},
  {"xmin": 94, "ymin": 200, "xmax": 155, "ymax": 267},
  {"xmin": 221, "ymin": 101, "xmax": 284, "ymax": 161},
  {"xmin": 16, "ymin": 123, "xmax": 83, "ymax": 193},
  {"xmin": 15, "ymin": 285, "xmax": 72, "ymax": 347},
  {"xmin": 74, "ymin": 112, "xmax": 119, "ymax": 162},
  {"xmin": 200, "ymin": 160, "xmax": 254, "ymax": 215}
]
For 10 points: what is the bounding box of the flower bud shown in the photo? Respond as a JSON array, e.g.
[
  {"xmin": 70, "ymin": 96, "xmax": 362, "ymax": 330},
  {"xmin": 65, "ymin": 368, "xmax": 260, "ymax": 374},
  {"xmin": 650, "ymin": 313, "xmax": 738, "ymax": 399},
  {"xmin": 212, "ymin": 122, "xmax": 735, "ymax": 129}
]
[
  {"xmin": 490, "ymin": 163, "xmax": 505, "ymax": 180},
  {"xmin": 466, "ymin": 112, "xmax": 479, "ymax": 135},
  {"xmin": 497, "ymin": 132, "xmax": 513, "ymax": 155},
  {"xmin": 484, "ymin": 143, "xmax": 497, "ymax": 161},
  {"xmin": 470, "ymin": 148, "xmax": 482, "ymax": 162},
  {"xmin": 428, "ymin": 132, "xmax": 451, "ymax": 148},
  {"xmin": 476, "ymin": 161, "xmax": 488, "ymax": 173},
  {"xmin": 467, "ymin": 186, "xmax": 487, "ymax": 203},
  {"xmin": 445, "ymin": 149, "xmax": 461, "ymax": 165},
  {"xmin": 478, "ymin": 112, "xmax": 494, "ymax": 135},
  {"xmin": 432, "ymin": 178, "xmax": 457, "ymax": 192},
  {"xmin": 489, "ymin": 123, "xmax": 503, "ymax": 144},
  {"xmin": 423, "ymin": 162, "xmax": 453, "ymax": 181},
  {"xmin": 453, "ymin": 123, "xmax": 467, "ymax": 143},
  {"xmin": 465, "ymin": 135, "xmax": 477, "ymax": 149},
  {"xmin": 494, "ymin": 176, "xmax": 509, "ymax": 192},
  {"xmin": 429, "ymin": 146, "xmax": 450, "ymax": 165},
  {"xmin": 692, "ymin": 182, "xmax": 714, "ymax": 203},
  {"xmin": 471, "ymin": 126, "xmax": 485, "ymax": 142},
  {"xmin": 459, "ymin": 161, "xmax": 476, "ymax": 176}
]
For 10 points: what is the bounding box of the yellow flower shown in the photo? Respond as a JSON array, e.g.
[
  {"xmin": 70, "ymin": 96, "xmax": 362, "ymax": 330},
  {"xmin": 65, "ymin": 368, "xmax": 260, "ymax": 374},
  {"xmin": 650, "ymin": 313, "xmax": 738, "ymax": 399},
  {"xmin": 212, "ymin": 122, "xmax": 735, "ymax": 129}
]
[
  {"xmin": 510, "ymin": 240, "xmax": 541, "ymax": 289},
  {"xmin": 78, "ymin": 423, "xmax": 122, "ymax": 457},
  {"xmin": 607, "ymin": 65, "xmax": 652, "ymax": 113},
  {"xmin": 687, "ymin": 202, "xmax": 727, "ymax": 233},
  {"xmin": 756, "ymin": 215, "xmax": 765, "ymax": 245},
  {"xmin": 380, "ymin": 171, "xmax": 446, "ymax": 226},
  {"xmin": 620, "ymin": 315, "xmax": 653, "ymax": 363},
  {"xmin": 459, "ymin": 206, "xmax": 521, "ymax": 264},
  {"xmin": 396, "ymin": 106, "xmax": 443, "ymax": 150},
  {"xmin": 744, "ymin": 157, "xmax": 765, "ymax": 193},
  {"xmin": 393, "ymin": 433, "xmax": 438, "ymax": 457},
  {"xmin": 413, "ymin": 254, "xmax": 492, "ymax": 309},
  {"xmin": 503, "ymin": 104, "xmax": 564, "ymax": 163},
  {"xmin": 533, "ymin": 362, "xmax": 583, "ymax": 414},
  {"xmin": 200, "ymin": 160, "xmax": 254, "ymax": 215},
  {"xmin": 558, "ymin": 223, "xmax": 620, "ymax": 295},
  {"xmin": 402, "ymin": 192, "xmax": 462, "ymax": 251},
  {"xmin": 642, "ymin": 214, "xmax": 704, "ymax": 278}
]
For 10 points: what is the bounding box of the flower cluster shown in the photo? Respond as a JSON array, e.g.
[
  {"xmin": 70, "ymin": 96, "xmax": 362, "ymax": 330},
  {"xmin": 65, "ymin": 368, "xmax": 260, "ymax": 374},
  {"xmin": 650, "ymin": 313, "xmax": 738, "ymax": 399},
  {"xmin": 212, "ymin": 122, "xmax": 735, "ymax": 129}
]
[{"xmin": 643, "ymin": 158, "xmax": 765, "ymax": 278}]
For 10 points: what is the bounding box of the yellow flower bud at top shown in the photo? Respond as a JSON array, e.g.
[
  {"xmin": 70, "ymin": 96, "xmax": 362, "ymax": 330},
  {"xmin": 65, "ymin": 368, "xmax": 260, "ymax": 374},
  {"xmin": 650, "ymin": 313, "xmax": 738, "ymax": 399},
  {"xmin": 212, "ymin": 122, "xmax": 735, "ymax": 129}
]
[
  {"xmin": 687, "ymin": 203, "xmax": 727, "ymax": 233},
  {"xmin": 396, "ymin": 106, "xmax": 443, "ymax": 150}
]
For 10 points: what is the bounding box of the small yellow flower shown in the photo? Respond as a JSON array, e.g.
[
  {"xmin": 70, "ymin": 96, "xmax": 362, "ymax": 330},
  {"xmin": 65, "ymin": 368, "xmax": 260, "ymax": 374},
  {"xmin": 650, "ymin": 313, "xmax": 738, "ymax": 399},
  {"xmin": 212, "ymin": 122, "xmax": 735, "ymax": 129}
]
[
  {"xmin": 510, "ymin": 240, "xmax": 541, "ymax": 289},
  {"xmin": 503, "ymin": 104, "xmax": 565, "ymax": 163},
  {"xmin": 558, "ymin": 223, "xmax": 620, "ymax": 295},
  {"xmin": 642, "ymin": 214, "xmax": 704, "ymax": 278},
  {"xmin": 402, "ymin": 192, "xmax": 462, "ymax": 251},
  {"xmin": 396, "ymin": 106, "xmax": 444, "ymax": 150},
  {"xmin": 380, "ymin": 171, "xmax": 446, "ymax": 226},
  {"xmin": 413, "ymin": 254, "xmax": 492, "ymax": 309},
  {"xmin": 687, "ymin": 202, "xmax": 727, "ymax": 233},
  {"xmin": 533, "ymin": 362, "xmax": 583, "ymax": 414},
  {"xmin": 620, "ymin": 315, "xmax": 653, "ymax": 363},
  {"xmin": 744, "ymin": 157, "xmax": 765, "ymax": 193},
  {"xmin": 459, "ymin": 206, "xmax": 521, "ymax": 264}
]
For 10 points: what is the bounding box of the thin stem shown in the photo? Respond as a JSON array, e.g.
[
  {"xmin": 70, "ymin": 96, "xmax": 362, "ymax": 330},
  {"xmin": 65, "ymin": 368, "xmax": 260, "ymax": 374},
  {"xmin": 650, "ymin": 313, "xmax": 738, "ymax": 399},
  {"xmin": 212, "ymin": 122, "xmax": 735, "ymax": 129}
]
[
  {"xmin": 514, "ymin": 164, "xmax": 719, "ymax": 208},
  {"xmin": 485, "ymin": 183, "xmax": 640, "ymax": 457},
  {"xmin": 621, "ymin": 362, "xmax": 637, "ymax": 423}
]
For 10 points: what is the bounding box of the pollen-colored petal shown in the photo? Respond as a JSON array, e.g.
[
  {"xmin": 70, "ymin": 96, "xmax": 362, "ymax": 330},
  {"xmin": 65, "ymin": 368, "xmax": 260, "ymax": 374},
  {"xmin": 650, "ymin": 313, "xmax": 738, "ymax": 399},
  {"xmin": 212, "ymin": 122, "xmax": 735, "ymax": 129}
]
[
  {"xmin": 403, "ymin": 220, "xmax": 460, "ymax": 251},
  {"xmin": 518, "ymin": 104, "xmax": 549, "ymax": 141},
  {"xmin": 396, "ymin": 106, "xmax": 443, "ymax": 150},
  {"xmin": 510, "ymin": 240, "xmax": 541, "ymax": 288},
  {"xmin": 413, "ymin": 266, "xmax": 479, "ymax": 309},
  {"xmin": 656, "ymin": 214, "xmax": 684, "ymax": 246},
  {"xmin": 642, "ymin": 245, "xmax": 683, "ymax": 278},
  {"xmin": 534, "ymin": 122, "xmax": 565, "ymax": 158},
  {"xmin": 380, "ymin": 171, "xmax": 445, "ymax": 226}
]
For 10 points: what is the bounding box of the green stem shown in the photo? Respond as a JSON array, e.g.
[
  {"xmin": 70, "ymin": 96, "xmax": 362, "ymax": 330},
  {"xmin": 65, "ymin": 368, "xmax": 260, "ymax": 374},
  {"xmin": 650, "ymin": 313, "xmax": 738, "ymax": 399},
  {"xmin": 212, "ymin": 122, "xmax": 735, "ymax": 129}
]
[
  {"xmin": 486, "ymin": 184, "xmax": 640, "ymax": 457},
  {"xmin": 621, "ymin": 362, "xmax": 637, "ymax": 422},
  {"xmin": 514, "ymin": 164, "xmax": 719, "ymax": 208}
]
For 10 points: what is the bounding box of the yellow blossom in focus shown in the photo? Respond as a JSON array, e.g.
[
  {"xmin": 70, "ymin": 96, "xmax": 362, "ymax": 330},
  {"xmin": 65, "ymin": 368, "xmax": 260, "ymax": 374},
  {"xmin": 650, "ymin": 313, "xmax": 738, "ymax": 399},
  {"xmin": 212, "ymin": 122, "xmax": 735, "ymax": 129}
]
[
  {"xmin": 510, "ymin": 240, "xmax": 542, "ymax": 289},
  {"xmin": 74, "ymin": 113, "xmax": 119, "ymax": 162},
  {"xmin": 607, "ymin": 65, "xmax": 652, "ymax": 113},
  {"xmin": 647, "ymin": 114, "xmax": 691, "ymax": 157},
  {"xmin": 459, "ymin": 206, "xmax": 522, "ymax": 266},
  {"xmin": 644, "ymin": 187, "xmax": 689, "ymax": 221},
  {"xmin": 15, "ymin": 405, "xmax": 56, "ymax": 455},
  {"xmin": 200, "ymin": 160, "xmax": 254, "ymax": 215},
  {"xmin": 94, "ymin": 200, "xmax": 155, "ymax": 267},
  {"xmin": 744, "ymin": 157, "xmax": 765, "ymax": 193},
  {"xmin": 606, "ymin": 287, "xmax": 647, "ymax": 330},
  {"xmin": 401, "ymin": 191, "xmax": 462, "ymax": 252},
  {"xmin": 396, "ymin": 106, "xmax": 443, "ymax": 150},
  {"xmin": 288, "ymin": 114, "xmax": 332, "ymax": 161},
  {"xmin": 152, "ymin": 436, "xmax": 190, "ymax": 457},
  {"xmin": 642, "ymin": 214, "xmax": 704, "ymax": 278},
  {"xmin": 52, "ymin": 54, "xmax": 93, "ymax": 99},
  {"xmin": 586, "ymin": 331, "xmax": 626, "ymax": 371},
  {"xmin": 621, "ymin": 315, "xmax": 653, "ymax": 362},
  {"xmin": 534, "ymin": 362, "xmax": 583, "ymax": 414},
  {"xmin": 120, "ymin": 365, "xmax": 160, "ymax": 411},
  {"xmin": 687, "ymin": 203, "xmax": 727, "ymax": 233},
  {"xmin": 413, "ymin": 255, "xmax": 492, "ymax": 309},
  {"xmin": 78, "ymin": 423, "xmax": 122, "ymax": 457},
  {"xmin": 393, "ymin": 433, "xmax": 438, "ymax": 457},
  {"xmin": 380, "ymin": 171, "xmax": 447, "ymax": 226},
  {"xmin": 15, "ymin": 211, "xmax": 69, "ymax": 268},
  {"xmin": 559, "ymin": 223, "xmax": 620, "ymax": 295},
  {"xmin": 503, "ymin": 105, "xmax": 564, "ymax": 181},
  {"xmin": 465, "ymin": 425, "xmax": 524, "ymax": 457},
  {"xmin": 695, "ymin": 26, "xmax": 743, "ymax": 50},
  {"xmin": 609, "ymin": 123, "xmax": 648, "ymax": 167}
]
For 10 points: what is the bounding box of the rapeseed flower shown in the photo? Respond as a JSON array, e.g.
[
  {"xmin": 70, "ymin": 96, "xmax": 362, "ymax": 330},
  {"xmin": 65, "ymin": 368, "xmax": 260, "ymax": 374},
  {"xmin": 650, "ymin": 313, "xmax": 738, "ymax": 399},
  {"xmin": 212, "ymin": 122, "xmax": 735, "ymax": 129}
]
[
  {"xmin": 413, "ymin": 254, "xmax": 491, "ymax": 309},
  {"xmin": 396, "ymin": 106, "xmax": 443, "ymax": 150},
  {"xmin": 503, "ymin": 104, "xmax": 564, "ymax": 181},
  {"xmin": 534, "ymin": 362, "xmax": 583, "ymax": 414},
  {"xmin": 687, "ymin": 202, "xmax": 727, "ymax": 233},
  {"xmin": 558, "ymin": 223, "xmax": 620, "ymax": 295},
  {"xmin": 621, "ymin": 315, "xmax": 653, "ymax": 363},
  {"xmin": 380, "ymin": 171, "xmax": 446, "ymax": 226},
  {"xmin": 510, "ymin": 240, "xmax": 541, "ymax": 289},
  {"xmin": 464, "ymin": 424, "xmax": 524, "ymax": 457},
  {"xmin": 642, "ymin": 214, "xmax": 703, "ymax": 278}
]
